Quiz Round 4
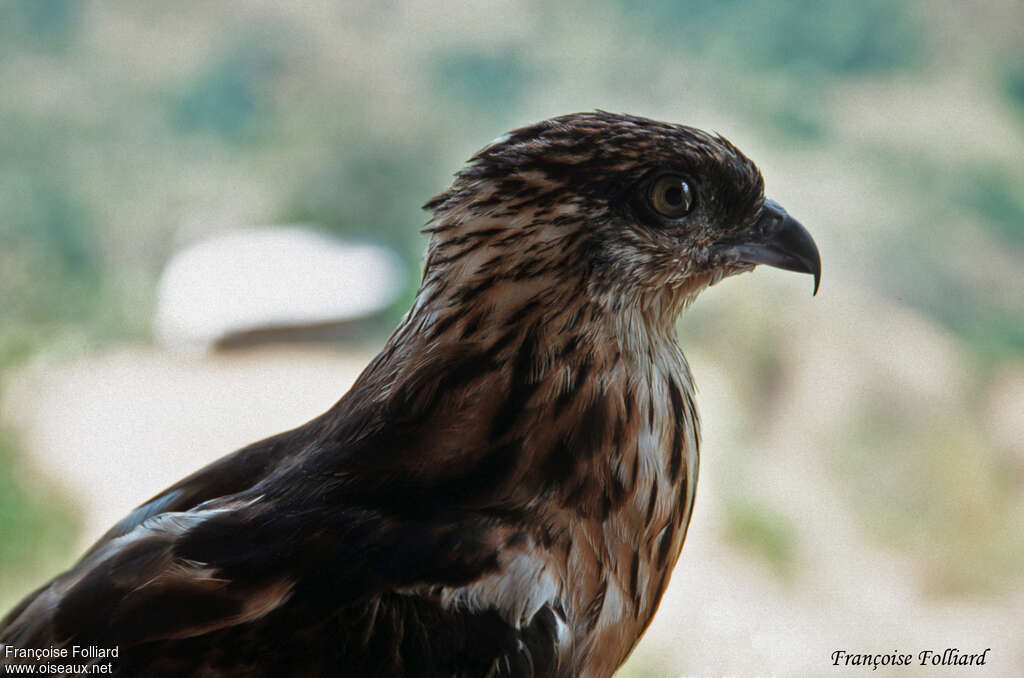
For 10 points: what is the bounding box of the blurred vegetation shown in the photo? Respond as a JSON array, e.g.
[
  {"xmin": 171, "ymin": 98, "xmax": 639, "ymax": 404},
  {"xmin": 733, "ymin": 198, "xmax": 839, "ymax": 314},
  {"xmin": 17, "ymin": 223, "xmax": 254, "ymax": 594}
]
[
  {"xmin": 723, "ymin": 495, "xmax": 798, "ymax": 578},
  {"xmin": 0, "ymin": 428, "xmax": 78, "ymax": 601},
  {"xmin": 170, "ymin": 37, "xmax": 283, "ymax": 144},
  {"xmin": 620, "ymin": 0, "xmax": 920, "ymax": 77},
  {"xmin": 1003, "ymin": 54, "xmax": 1024, "ymax": 114},
  {"xmin": 0, "ymin": 0, "xmax": 1021, "ymax": 636},
  {"xmin": 286, "ymin": 133, "xmax": 440, "ymax": 262},
  {"xmin": 0, "ymin": 0, "xmax": 78, "ymax": 51},
  {"xmin": 432, "ymin": 48, "xmax": 535, "ymax": 119},
  {"xmin": 840, "ymin": 409, "xmax": 1024, "ymax": 595}
]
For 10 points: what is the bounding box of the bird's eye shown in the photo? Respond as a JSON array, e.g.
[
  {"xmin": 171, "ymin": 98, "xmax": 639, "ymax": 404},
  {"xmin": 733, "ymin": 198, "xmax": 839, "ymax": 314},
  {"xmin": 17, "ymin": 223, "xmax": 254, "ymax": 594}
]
[{"xmin": 649, "ymin": 175, "xmax": 693, "ymax": 218}]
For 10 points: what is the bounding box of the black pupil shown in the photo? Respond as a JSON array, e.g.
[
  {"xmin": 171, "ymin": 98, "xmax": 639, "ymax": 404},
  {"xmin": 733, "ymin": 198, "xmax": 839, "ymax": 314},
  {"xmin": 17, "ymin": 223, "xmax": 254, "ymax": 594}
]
[{"xmin": 664, "ymin": 185, "xmax": 683, "ymax": 206}]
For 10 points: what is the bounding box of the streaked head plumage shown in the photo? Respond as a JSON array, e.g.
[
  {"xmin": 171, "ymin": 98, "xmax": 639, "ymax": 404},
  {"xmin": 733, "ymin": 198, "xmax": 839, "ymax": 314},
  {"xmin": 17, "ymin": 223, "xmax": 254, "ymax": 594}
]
[
  {"xmin": 421, "ymin": 111, "xmax": 818, "ymax": 330},
  {"xmin": 421, "ymin": 112, "xmax": 815, "ymax": 323}
]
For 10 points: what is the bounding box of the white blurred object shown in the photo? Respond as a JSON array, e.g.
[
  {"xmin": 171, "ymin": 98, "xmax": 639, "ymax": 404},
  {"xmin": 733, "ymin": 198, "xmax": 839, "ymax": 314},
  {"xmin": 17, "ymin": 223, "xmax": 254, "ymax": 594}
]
[{"xmin": 155, "ymin": 227, "xmax": 404, "ymax": 353}]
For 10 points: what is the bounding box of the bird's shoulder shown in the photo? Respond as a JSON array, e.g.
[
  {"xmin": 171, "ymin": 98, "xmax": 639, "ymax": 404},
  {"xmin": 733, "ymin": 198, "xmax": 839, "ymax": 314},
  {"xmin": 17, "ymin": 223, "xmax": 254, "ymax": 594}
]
[{"xmin": 1, "ymin": 343, "xmax": 571, "ymax": 675}]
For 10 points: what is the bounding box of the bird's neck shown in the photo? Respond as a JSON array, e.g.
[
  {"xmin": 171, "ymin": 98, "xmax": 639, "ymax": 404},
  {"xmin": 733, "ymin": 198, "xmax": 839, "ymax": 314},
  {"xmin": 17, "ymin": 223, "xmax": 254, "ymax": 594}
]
[
  {"xmin": 399, "ymin": 244, "xmax": 690, "ymax": 362},
  {"xmin": 372, "ymin": 263, "xmax": 700, "ymax": 674}
]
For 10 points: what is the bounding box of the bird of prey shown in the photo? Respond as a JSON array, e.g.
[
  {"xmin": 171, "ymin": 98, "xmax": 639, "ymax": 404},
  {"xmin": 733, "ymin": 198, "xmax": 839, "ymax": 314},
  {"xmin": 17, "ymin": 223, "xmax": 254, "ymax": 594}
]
[{"xmin": 0, "ymin": 112, "xmax": 820, "ymax": 677}]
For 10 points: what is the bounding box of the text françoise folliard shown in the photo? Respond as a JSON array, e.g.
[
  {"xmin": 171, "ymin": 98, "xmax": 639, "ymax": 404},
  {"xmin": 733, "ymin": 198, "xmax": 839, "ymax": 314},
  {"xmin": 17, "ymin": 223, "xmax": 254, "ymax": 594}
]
[
  {"xmin": 3, "ymin": 644, "xmax": 119, "ymax": 661},
  {"xmin": 832, "ymin": 648, "xmax": 990, "ymax": 670}
]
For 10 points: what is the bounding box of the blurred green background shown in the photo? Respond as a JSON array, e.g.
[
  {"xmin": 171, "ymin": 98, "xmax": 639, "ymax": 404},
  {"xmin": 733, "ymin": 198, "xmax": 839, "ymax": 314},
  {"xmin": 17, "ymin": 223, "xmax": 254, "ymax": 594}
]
[{"xmin": 1, "ymin": 0, "xmax": 1022, "ymax": 674}]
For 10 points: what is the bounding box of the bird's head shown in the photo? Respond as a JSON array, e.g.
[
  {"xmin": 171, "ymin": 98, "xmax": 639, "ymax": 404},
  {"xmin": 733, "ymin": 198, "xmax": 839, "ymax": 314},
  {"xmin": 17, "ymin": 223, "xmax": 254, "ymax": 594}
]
[{"xmin": 421, "ymin": 112, "xmax": 820, "ymax": 337}]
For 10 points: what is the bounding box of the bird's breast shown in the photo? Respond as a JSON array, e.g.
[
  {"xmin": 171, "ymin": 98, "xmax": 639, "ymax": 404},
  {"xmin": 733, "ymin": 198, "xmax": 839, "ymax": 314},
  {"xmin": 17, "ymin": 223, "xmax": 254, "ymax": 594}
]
[
  {"xmin": 400, "ymin": 312, "xmax": 701, "ymax": 677},
  {"xmin": 563, "ymin": 353, "xmax": 700, "ymax": 677}
]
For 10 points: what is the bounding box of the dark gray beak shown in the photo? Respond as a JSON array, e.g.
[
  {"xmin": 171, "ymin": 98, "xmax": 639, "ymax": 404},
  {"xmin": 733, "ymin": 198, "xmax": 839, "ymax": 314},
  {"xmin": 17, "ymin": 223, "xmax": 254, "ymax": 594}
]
[{"xmin": 722, "ymin": 199, "xmax": 821, "ymax": 295}]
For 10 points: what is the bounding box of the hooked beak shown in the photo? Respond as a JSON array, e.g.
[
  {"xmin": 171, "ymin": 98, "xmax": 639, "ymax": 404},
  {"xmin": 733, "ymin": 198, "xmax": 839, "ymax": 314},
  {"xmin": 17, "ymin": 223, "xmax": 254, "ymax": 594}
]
[{"xmin": 718, "ymin": 199, "xmax": 821, "ymax": 295}]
